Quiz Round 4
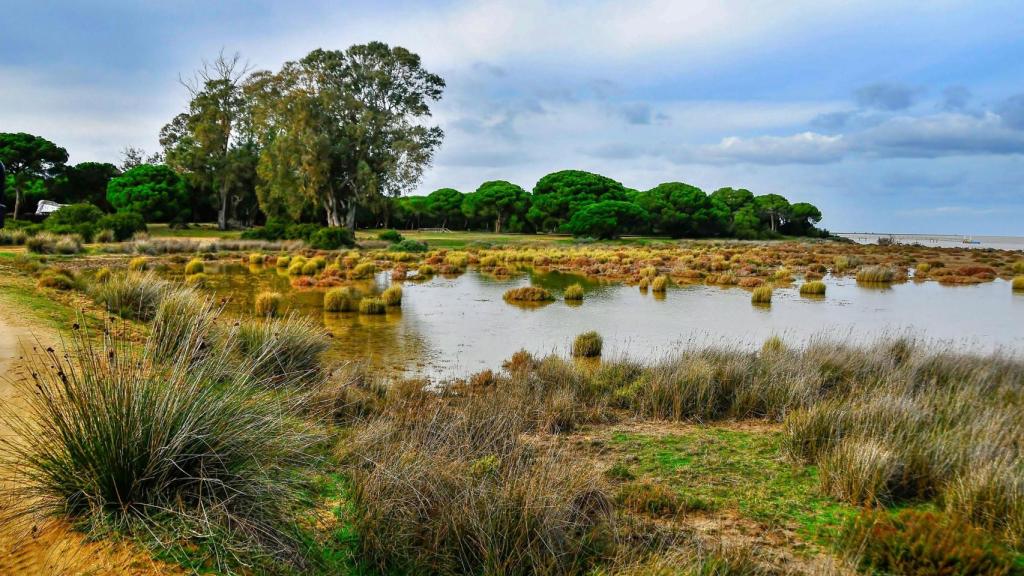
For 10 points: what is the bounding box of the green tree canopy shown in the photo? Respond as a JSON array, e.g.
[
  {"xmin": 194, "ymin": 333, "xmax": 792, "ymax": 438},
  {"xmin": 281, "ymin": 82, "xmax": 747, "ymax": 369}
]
[
  {"xmin": 565, "ymin": 200, "xmax": 650, "ymax": 239},
  {"xmin": 463, "ymin": 181, "xmax": 531, "ymax": 233},
  {"xmin": 528, "ymin": 170, "xmax": 629, "ymax": 232},
  {"xmin": 106, "ymin": 164, "xmax": 190, "ymax": 223},
  {"xmin": 426, "ymin": 188, "xmax": 464, "ymax": 229},
  {"xmin": 783, "ymin": 202, "xmax": 823, "ymax": 235},
  {"xmin": 710, "ymin": 187, "xmax": 755, "ymax": 211},
  {"xmin": 56, "ymin": 162, "xmax": 120, "ymax": 210},
  {"xmin": 0, "ymin": 132, "xmax": 69, "ymax": 219},
  {"xmin": 754, "ymin": 193, "xmax": 792, "ymax": 233},
  {"xmin": 634, "ymin": 182, "xmax": 730, "ymax": 237}
]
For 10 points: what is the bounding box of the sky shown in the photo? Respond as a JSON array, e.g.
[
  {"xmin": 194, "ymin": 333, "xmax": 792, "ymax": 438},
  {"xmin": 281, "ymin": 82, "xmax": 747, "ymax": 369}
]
[{"xmin": 2, "ymin": 0, "xmax": 1023, "ymax": 234}]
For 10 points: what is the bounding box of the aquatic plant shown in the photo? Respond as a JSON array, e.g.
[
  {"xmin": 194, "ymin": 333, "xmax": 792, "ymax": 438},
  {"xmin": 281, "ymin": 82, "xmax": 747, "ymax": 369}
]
[
  {"xmin": 651, "ymin": 275, "xmax": 668, "ymax": 292},
  {"xmin": 799, "ymin": 280, "xmax": 826, "ymax": 295},
  {"xmin": 249, "ymin": 253, "xmax": 265, "ymax": 264},
  {"xmin": 184, "ymin": 258, "xmax": 204, "ymax": 275},
  {"xmin": 564, "ymin": 283, "xmax": 585, "ymax": 301},
  {"xmin": 1013, "ymin": 276, "xmax": 1024, "ymax": 291},
  {"xmin": 350, "ymin": 262, "xmax": 376, "ymax": 279},
  {"xmin": 275, "ymin": 255, "xmax": 291, "ymax": 268},
  {"xmin": 254, "ymin": 291, "xmax": 283, "ymax": 317},
  {"xmin": 856, "ymin": 265, "xmax": 896, "ymax": 283},
  {"xmin": 638, "ymin": 277, "xmax": 649, "ymax": 290},
  {"xmin": 358, "ymin": 297, "xmax": 386, "ymax": 315},
  {"xmin": 571, "ymin": 330, "xmax": 603, "ymax": 357},
  {"xmin": 751, "ymin": 285, "xmax": 772, "ymax": 304},
  {"xmin": 323, "ymin": 286, "xmax": 359, "ymax": 312},
  {"xmin": 503, "ymin": 286, "xmax": 554, "ymax": 302},
  {"xmin": 381, "ymin": 285, "xmax": 403, "ymax": 306}
]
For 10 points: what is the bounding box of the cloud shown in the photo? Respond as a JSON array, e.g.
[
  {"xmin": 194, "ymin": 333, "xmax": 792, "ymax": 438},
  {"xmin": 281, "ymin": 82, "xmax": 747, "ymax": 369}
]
[
  {"xmin": 855, "ymin": 82, "xmax": 920, "ymax": 111},
  {"xmin": 941, "ymin": 85, "xmax": 971, "ymax": 111},
  {"xmin": 996, "ymin": 94, "xmax": 1024, "ymax": 130},
  {"xmin": 691, "ymin": 132, "xmax": 847, "ymax": 165},
  {"xmin": 860, "ymin": 112, "xmax": 1024, "ymax": 157},
  {"xmin": 810, "ymin": 110, "xmax": 855, "ymax": 131}
]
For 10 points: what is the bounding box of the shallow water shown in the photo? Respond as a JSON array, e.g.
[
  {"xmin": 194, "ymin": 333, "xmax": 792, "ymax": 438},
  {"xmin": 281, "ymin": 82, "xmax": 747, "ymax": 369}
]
[
  {"xmin": 838, "ymin": 233, "xmax": 1024, "ymax": 251},
  {"xmin": 170, "ymin": 263, "xmax": 1024, "ymax": 379}
]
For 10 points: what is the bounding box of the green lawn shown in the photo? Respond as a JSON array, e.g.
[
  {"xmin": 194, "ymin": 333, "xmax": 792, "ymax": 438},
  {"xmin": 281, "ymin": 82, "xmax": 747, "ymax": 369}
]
[{"xmin": 146, "ymin": 223, "xmax": 242, "ymax": 239}]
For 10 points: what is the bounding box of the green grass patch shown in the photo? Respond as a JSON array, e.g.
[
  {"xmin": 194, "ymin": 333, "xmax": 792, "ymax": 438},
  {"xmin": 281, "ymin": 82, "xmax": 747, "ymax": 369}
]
[{"xmin": 609, "ymin": 427, "xmax": 856, "ymax": 544}]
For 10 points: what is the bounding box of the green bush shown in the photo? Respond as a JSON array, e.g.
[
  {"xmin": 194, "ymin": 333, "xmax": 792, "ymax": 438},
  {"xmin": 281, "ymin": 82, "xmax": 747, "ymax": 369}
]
[
  {"xmin": 564, "ymin": 200, "xmax": 650, "ymax": 239},
  {"xmin": 309, "ymin": 227, "xmax": 355, "ymax": 249},
  {"xmin": 97, "ymin": 212, "xmax": 146, "ymax": 241},
  {"xmin": 106, "ymin": 164, "xmax": 189, "ymax": 223},
  {"xmin": 377, "ymin": 229, "xmax": 404, "ymax": 242},
  {"xmin": 572, "ymin": 331, "xmax": 603, "ymax": 358},
  {"xmin": 45, "ymin": 203, "xmax": 104, "ymax": 229},
  {"xmin": 389, "ymin": 238, "xmax": 428, "ymax": 253}
]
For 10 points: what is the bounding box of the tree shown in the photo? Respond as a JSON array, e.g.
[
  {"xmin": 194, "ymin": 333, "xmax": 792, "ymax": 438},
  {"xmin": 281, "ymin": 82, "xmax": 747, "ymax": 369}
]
[
  {"xmin": 731, "ymin": 205, "xmax": 762, "ymax": 239},
  {"xmin": 399, "ymin": 195, "xmax": 431, "ymax": 228},
  {"xmin": 252, "ymin": 43, "xmax": 444, "ymax": 230},
  {"xmin": 754, "ymin": 194, "xmax": 791, "ymax": 233},
  {"xmin": 107, "ymin": 164, "xmax": 190, "ymax": 223},
  {"xmin": 710, "ymin": 187, "xmax": 755, "ymax": 212},
  {"xmin": 119, "ymin": 146, "xmax": 162, "ymax": 172},
  {"xmin": 634, "ymin": 182, "xmax": 730, "ymax": 237},
  {"xmin": 162, "ymin": 52, "xmax": 255, "ymax": 230},
  {"xmin": 783, "ymin": 202, "xmax": 822, "ymax": 235},
  {"xmin": 426, "ymin": 188, "xmax": 464, "ymax": 229},
  {"xmin": 57, "ymin": 162, "xmax": 120, "ymax": 210},
  {"xmin": 462, "ymin": 181, "xmax": 530, "ymax": 233},
  {"xmin": 0, "ymin": 133, "xmax": 68, "ymax": 219},
  {"xmin": 565, "ymin": 200, "xmax": 649, "ymax": 239},
  {"xmin": 528, "ymin": 170, "xmax": 629, "ymax": 232}
]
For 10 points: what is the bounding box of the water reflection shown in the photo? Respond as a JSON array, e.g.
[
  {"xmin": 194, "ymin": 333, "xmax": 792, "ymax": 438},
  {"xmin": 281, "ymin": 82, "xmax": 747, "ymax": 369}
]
[{"xmin": 164, "ymin": 263, "xmax": 1024, "ymax": 379}]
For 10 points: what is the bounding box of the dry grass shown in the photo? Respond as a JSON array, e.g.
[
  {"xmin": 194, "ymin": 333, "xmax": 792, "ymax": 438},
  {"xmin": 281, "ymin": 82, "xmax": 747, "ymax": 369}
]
[
  {"xmin": 750, "ymin": 285, "xmax": 772, "ymax": 304},
  {"xmin": 799, "ymin": 281, "xmax": 826, "ymax": 296},
  {"xmin": 572, "ymin": 330, "xmax": 604, "ymax": 358},
  {"xmin": 503, "ymin": 286, "xmax": 555, "ymax": 302},
  {"xmin": 565, "ymin": 283, "xmax": 585, "ymax": 301},
  {"xmin": 324, "ymin": 286, "xmax": 359, "ymax": 312},
  {"xmin": 358, "ymin": 297, "xmax": 386, "ymax": 315},
  {"xmin": 255, "ymin": 291, "xmax": 283, "ymax": 317},
  {"xmin": 380, "ymin": 285, "xmax": 403, "ymax": 306}
]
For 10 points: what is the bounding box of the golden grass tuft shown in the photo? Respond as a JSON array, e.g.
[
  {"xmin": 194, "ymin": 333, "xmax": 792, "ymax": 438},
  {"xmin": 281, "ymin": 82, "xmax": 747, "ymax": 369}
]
[
  {"xmin": 184, "ymin": 272, "xmax": 208, "ymax": 287},
  {"xmin": 503, "ymin": 286, "xmax": 554, "ymax": 302},
  {"xmin": 799, "ymin": 280, "xmax": 826, "ymax": 296},
  {"xmin": 563, "ymin": 283, "xmax": 584, "ymax": 301},
  {"xmin": 751, "ymin": 285, "xmax": 772, "ymax": 304},
  {"xmin": 276, "ymin": 255, "xmax": 291, "ymax": 268},
  {"xmin": 254, "ymin": 291, "xmax": 283, "ymax": 317},
  {"xmin": 127, "ymin": 256, "xmax": 148, "ymax": 271},
  {"xmin": 358, "ymin": 297, "xmax": 386, "ymax": 315},
  {"xmin": 1013, "ymin": 276, "xmax": 1024, "ymax": 291},
  {"xmin": 571, "ymin": 330, "xmax": 603, "ymax": 357},
  {"xmin": 184, "ymin": 258, "xmax": 204, "ymax": 275},
  {"xmin": 856, "ymin": 265, "xmax": 896, "ymax": 283},
  {"xmin": 381, "ymin": 285, "xmax": 403, "ymax": 306},
  {"xmin": 249, "ymin": 253, "xmax": 265, "ymax": 264},
  {"xmin": 651, "ymin": 275, "xmax": 668, "ymax": 292}
]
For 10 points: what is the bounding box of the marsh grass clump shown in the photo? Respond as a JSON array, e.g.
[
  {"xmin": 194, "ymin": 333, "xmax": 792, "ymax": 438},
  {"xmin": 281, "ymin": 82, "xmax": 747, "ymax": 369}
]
[
  {"xmin": 358, "ymin": 297, "xmax": 386, "ymax": 315},
  {"xmin": 856, "ymin": 265, "xmax": 896, "ymax": 283},
  {"xmin": 323, "ymin": 286, "xmax": 359, "ymax": 312},
  {"xmin": 380, "ymin": 285, "xmax": 402, "ymax": 306},
  {"xmin": 89, "ymin": 272, "xmax": 171, "ymax": 321},
  {"xmin": 350, "ymin": 262, "xmax": 376, "ymax": 279},
  {"xmin": 503, "ymin": 286, "xmax": 554, "ymax": 302},
  {"xmin": 235, "ymin": 313, "xmax": 329, "ymax": 386},
  {"xmin": 799, "ymin": 280, "xmax": 826, "ymax": 296},
  {"xmin": 564, "ymin": 283, "xmax": 585, "ymax": 301},
  {"xmin": 184, "ymin": 272, "xmax": 208, "ymax": 287},
  {"xmin": 1013, "ymin": 276, "xmax": 1024, "ymax": 291},
  {"xmin": 0, "ymin": 322, "xmax": 317, "ymax": 566},
  {"xmin": 249, "ymin": 253, "xmax": 265, "ymax": 265},
  {"xmin": 616, "ymin": 480, "xmax": 682, "ymax": 518},
  {"xmin": 36, "ymin": 269, "xmax": 76, "ymax": 290},
  {"xmin": 25, "ymin": 232, "xmax": 59, "ymax": 254},
  {"xmin": 94, "ymin": 266, "xmax": 111, "ymax": 283},
  {"xmin": 128, "ymin": 256, "xmax": 148, "ymax": 271},
  {"xmin": 151, "ymin": 287, "xmax": 220, "ymax": 363},
  {"xmin": 572, "ymin": 330, "xmax": 603, "ymax": 358},
  {"xmin": 638, "ymin": 277, "xmax": 649, "ymax": 290},
  {"xmin": 254, "ymin": 291, "xmax": 283, "ymax": 317},
  {"xmin": 275, "ymin": 255, "xmax": 291, "ymax": 268},
  {"xmin": 184, "ymin": 257, "xmax": 204, "ymax": 275},
  {"xmin": 54, "ymin": 235, "xmax": 83, "ymax": 254},
  {"xmin": 301, "ymin": 261, "xmax": 319, "ymax": 275},
  {"xmin": 651, "ymin": 275, "xmax": 668, "ymax": 292},
  {"xmin": 750, "ymin": 285, "xmax": 772, "ymax": 304}
]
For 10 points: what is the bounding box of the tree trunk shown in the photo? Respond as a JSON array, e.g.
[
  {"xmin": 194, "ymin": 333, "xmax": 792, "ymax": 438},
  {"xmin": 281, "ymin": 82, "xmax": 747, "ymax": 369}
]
[
  {"xmin": 13, "ymin": 186, "xmax": 21, "ymax": 221},
  {"xmin": 495, "ymin": 215, "xmax": 503, "ymax": 234},
  {"xmin": 345, "ymin": 202, "xmax": 357, "ymax": 231},
  {"xmin": 324, "ymin": 195, "xmax": 343, "ymax": 227},
  {"xmin": 218, "ymin": 183, "xmax": 229, "ymax": 230}
]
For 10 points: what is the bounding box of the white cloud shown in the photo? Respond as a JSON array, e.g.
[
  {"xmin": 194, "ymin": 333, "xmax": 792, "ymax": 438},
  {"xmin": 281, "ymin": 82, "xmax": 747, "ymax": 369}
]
[{"xmin": 691, "ymin": 132, "xmax": 847, "ymax": 165}]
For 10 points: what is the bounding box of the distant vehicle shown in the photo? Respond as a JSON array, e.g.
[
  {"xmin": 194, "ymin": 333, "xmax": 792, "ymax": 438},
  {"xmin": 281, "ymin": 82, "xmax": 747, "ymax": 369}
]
[{"xmin": 35, "ymin": 200, "xmax": 67, "ymax": 216}]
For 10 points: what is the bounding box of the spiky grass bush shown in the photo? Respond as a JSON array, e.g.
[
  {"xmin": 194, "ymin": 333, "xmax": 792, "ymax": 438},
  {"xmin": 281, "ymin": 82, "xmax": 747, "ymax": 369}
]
[
  {"xmin": 128, "ymin": 256, "xmax": 148, "ymax": 271},
  {"xmin": 323, "ymin": 286, "xmax": 359, "ymax": 312},
  {"xmin": 350, "ymin": 262, "xmax": 376, "ymax": 279},
  {"xmin": 0, "ymin": 321, "xmax": 317, "ymax": 566},
  {"xmin": 380, "ymin": 285, "xmax": 402, "ymax": 306},
  {"xmin": 1013, "ymin": 276, "xmax": 1024, "ymax": 291},
  {"xmin": 249, "ymin": 253, "xmax": 265, "ymax": 265},
  {"xmin": 819, "ymin": 438, "xmax": 903, "ymax": 505},
  {"xmin": 572, "ymin": 331, "xmax": 604, "ymax": 358},
  {"xmin": 503, "ymin": 286, "xmax": 554, "ymax": 302},
  {"xmin": 346, "ymin": 398, "xmax": 615, "ymax": 576},
  {"xmin": 234, "ymin": 314, "xmax": 329, "ymax": 386},
  {"xmin": 184, "ymin": 258, "xmax": 204, "ymax": 275},
  {"xmin": 94, "ymin": 266, "xmax": 111, "ymax": 283},
  {"xmin": 358, "ymin": 297, "xmax": 386, "ymax": 315},
  {"xmin": 151, "ymin": 287, "xmax": 220, "ymax": 364},
  {"xmin": 856, "ymin": 265, "xmax": 896, "ymax": 283},
  {"xmin": 651, "ymin": 275, "xmax": 668, "ymax": 292},
  {"xmin": 184, "ymin": 272, "xmax": 208, "ymax": 287},
  {"xmin": 254, "ymin": 291, "xmax": 283, "ymax": 317},
  {"xmin": 55, "ymin": 236, "xmax": 83, "ymax": 254},
  {"xmin": 301, "ymin": 261, "xmax": 319, "ymax": 275},
  {"xmin": 25, "ymin": 232, "xmax": 59, "ymax": 254},
  {"xmin": 945, "ymin": 460, "xmax": 1024, "ymax": 548},
  {"xmin": 564, "ymin": 283, "xmax": 585, "ymax": 301},
  {"xmin": 287, "ymin": 261, "xmax": 305, "ymax": 276},
  {"xmin": 89, "ymin": 272, "xmax": 171, "ymax": 321},
  {"xmin": 638, "ymin": 277, "xmax": 649, "ymax": 290},
  {"xmin": 799, "ymin": 280, "xmax": 826, "ymax": 296},
  {"xmin": 36, "ymin": 269, "xmax": 76, "ymax": 290},
  {"xmin": 275, "ymin": 255, "xmax": 291, "ymax": 268},
  {"xmin": 417, "ymin": 264, "xmax": 435, "ymax": 277},
  {"xmin": 750, "ymin": 285, "xmax": 772, "ymax": 304}
]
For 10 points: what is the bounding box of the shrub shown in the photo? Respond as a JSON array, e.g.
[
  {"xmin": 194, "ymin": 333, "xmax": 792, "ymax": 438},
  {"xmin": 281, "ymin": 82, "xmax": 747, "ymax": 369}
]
[
  {"xmin": 36, "ymin": 269, "xmax": 75, "ymax": 290},
  {"xmin": 1013, "ymin": 276, "xmax": 1024, "ymax": 291},
  {"xmin": 94, "ymin": 228, "xmax": 115, "ymax": 243},
  {"xmin": 89, "ymin": 272, "xmax": 171, "ymax": 321},
  {"xmin": 616, "ymin": 480, "xmax": 682, "ymax": 518},
  {"xmin": 0, "ymin": 323, "xmax": 315, "ymax": 564},
  {"xmin": 350, "ymin": 262, "xmax": 376, "ymax": 279},
  {"xmin": 184, "ymin": 258, "xmax": 204, "ymax": 275},
  {"xmin": 309, "ymin": 227, "xmax": 354, "ymax": 250},
  {"xmin": 96, "ymin": 212, "xmax": 146, "ymax": 241},
  {"xmin": 25, "ymin": 232, "xmax": 59, "ymax": 254},
  {"xmin": 651, "ymin": 275, "xmax": 668, "ymax": 292},
  {"xmin": 841, "ymin": 509, "xmax": 1020, "ymax": 576},
  {"xmin": 799, "ymin": 280, "xmax": 826, "ymax": 295},
  {"xmin": 249, "ymin": 253, "xmax": 265, "ymax": 265},
  {"xmin": 856, "ymin": 265, "xmax": 896, "ymax": 283},
  {"xmin": 54, "ymin": 236, "xmax": 83, "ymax": 254},
  {"xmin": 107, "ymin": 164, "xmax": 190, "ymax": 223},
  {"xmin": 254, "ymin": 291, "xmax": 283, "ymax": 317},
  {"xmin": 358, "ymin": 297, "xmax": 386, "ymax": 315},
  {"xmin": 572, "ymin": 331, "xmax": 603, "ymax": 358},
  {"xmin": 377, "ymin": 229, "xmax": 403, "ymax": 242},
  {"xmin": 276, "ymin": 255, "xmax": 291, "ymax": 268},
  {"xmin": 381, "ymin": 285, "xmax": 403, "ymax": 306},
  {"xmin": 503, "ymin": 286, "xmax": 554, "ymax": 302},
  {"xmin": 564, "ymin": 283, "xmax": 585, "ymax": 301},
  {"xmin": 94, "ymin": 267, "xmax": 111, "ymax": 283},
  {"xmin": 389, "ymin": 239, "xmax": 428, "ymax": 253},
  {"xmin": 128, "ymin": 256, "xmax": 148, "ymax": 271},
  {"xmin": 323, "ymin": 287, "xmax": 359, "ymax": 312},
  {"xmin": 819, "ymin": 438, "xmax": 903, "ymax": 505},
  {"xmin": 751, "ymin": 285, "xmax": 772, "ymax": 304},
  {"xmin": 233, "ymin": 314, "xmax": 328, "ymax": 386}
]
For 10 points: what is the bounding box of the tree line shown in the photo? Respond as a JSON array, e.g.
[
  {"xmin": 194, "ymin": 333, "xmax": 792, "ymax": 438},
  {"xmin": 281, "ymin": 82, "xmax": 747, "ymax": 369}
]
[{"xmin": 1, "ymin": 42, "xmax": 823, "ymax": 239}]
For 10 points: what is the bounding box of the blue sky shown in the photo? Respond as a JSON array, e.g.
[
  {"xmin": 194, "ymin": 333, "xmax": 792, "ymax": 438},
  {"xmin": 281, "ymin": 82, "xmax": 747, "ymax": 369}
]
[{"xmin": 2, "ymin": 0, "xmax": 1023, "ymax": 234}]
